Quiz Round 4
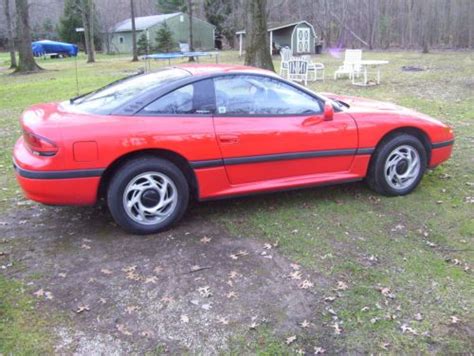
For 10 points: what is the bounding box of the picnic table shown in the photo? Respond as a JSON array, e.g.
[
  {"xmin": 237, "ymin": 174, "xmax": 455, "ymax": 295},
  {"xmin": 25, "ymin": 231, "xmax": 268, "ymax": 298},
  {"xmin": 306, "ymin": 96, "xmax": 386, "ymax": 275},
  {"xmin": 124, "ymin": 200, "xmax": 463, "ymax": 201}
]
[
  {"xmin": 352, "ymin": 60, "xmax": 389, "ymax": 86},
  {"xmin": 142, "ymin": 51, "xmax": 220, "ymax": 65}
]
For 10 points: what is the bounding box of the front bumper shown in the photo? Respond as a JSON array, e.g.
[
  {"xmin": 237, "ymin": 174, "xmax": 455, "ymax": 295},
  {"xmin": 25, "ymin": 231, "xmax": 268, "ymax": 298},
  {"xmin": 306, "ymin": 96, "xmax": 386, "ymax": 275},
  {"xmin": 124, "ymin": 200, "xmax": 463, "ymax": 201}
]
[{"xmin": 429, "ymin": 139, "xmax": 454, "ymax": 168}]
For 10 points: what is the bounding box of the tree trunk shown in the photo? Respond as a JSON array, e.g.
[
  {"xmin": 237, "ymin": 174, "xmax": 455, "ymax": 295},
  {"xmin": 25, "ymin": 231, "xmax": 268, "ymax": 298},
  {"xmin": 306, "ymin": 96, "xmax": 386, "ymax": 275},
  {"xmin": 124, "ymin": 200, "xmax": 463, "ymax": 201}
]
[
  {"xmin": 188, "ymin": 0, "xmax": 194, "ymax": 62},
  {"xmin": 4, "ymin": 0, "xmax": 17, "ymax": 68},
  {"xmin": 421, "ymin": 0, "xmax": 430, "ymax": 53},
  {"xmin": 81, "ymin": 0, "xmax": 96, "ymax": 63},
  {"xmin": 15, "ymin": 0, "xmax": 41, "ymax": 73},
  {"xmin": 130, "ymin": 0, "xmax": 138, "ymax": 61},
  {"xmin": 244, "ymin": 0, "xmax": 274, "ymax": 71}
]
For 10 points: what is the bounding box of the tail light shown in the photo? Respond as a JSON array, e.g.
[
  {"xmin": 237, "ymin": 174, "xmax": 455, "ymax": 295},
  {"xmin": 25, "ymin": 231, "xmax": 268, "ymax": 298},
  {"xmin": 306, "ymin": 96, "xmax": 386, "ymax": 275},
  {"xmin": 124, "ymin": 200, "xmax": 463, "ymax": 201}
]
[{"xmin": 23, "ymin": 130, "xmax": 58, "ymax": 156}]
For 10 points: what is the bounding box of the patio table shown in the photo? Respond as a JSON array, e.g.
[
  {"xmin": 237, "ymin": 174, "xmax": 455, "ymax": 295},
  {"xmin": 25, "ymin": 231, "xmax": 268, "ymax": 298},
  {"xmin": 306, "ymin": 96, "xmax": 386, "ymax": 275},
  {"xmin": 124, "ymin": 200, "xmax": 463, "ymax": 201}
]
[{"xmin": 352, "ymin": 60, "xmax": 389, "ymax": 86}]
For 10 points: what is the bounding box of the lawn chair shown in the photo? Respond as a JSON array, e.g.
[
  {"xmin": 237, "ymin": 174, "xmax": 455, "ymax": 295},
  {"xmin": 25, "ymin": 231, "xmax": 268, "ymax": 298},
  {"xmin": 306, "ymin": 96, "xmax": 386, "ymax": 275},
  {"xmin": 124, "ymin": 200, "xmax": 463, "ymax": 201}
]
[
  {"xmin": 301, "ymin": 55, "xmax": 325, "ymax": 81},
  {"xmin": 334, "ymin": 49, "xmax": 362, "ymax": 80},
  {"xmin": 279, "ymin": 47, "xmax": 292, "ymax": 78},
  {"xmin": 287, "ymin": 58, "xmax": 309, "ymax": 86}
]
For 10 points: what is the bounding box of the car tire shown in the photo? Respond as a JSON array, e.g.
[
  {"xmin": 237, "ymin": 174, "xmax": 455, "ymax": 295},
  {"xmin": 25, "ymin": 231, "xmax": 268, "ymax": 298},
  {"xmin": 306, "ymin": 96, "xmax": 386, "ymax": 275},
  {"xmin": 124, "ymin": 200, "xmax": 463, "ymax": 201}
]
[
  {"xmin": 367, "ymin": 134, "xmax": 427, "ymax": 196},
  {"xmin": 107, "ymin": 157, "xmax": 189, "ymax": 234}
]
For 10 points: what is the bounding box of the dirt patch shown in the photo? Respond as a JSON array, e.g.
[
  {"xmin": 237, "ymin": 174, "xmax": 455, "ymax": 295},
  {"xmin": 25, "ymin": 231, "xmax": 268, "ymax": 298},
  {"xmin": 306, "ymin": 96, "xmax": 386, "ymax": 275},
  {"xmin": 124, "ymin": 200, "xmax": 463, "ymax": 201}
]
[{"xmin": 1, "ymin": 202, "xmax": 333, "ymax": 354}]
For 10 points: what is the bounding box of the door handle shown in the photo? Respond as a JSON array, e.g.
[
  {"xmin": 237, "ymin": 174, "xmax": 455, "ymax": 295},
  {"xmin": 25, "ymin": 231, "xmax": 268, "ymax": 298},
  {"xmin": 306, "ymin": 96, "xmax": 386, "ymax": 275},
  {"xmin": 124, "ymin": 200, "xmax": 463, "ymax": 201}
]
[
  {"xmin": 218, "ymin": 135, "xmax": 240, "ymax": 144},
  {"xmin": 302, "ymin": 116, "xmax": 324, "ymax": 127}
]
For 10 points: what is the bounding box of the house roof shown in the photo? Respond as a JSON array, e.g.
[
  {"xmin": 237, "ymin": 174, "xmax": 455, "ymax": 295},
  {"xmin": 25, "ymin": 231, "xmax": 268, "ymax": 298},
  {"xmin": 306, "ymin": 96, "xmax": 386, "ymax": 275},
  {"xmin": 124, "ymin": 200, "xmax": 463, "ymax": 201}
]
[
  {"xmin": 236, "ymin": 20, "xmax": 315, "ymax": 35},
  {"xmin": 113, "ymin": 13, "xmax": 181, "ymax": 32}
]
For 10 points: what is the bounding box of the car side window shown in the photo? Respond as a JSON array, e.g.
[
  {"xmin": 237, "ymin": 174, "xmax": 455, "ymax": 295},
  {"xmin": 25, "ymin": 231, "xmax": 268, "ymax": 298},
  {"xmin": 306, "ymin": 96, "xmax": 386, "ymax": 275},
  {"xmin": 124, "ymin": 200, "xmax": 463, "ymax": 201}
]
[
  {"xmin": 214, "ymin": 75, "xmax": 322, "ymax": 115},
  {"xmin": 142, "ymin": 84, "xmax": 194, "ymax": 114}
]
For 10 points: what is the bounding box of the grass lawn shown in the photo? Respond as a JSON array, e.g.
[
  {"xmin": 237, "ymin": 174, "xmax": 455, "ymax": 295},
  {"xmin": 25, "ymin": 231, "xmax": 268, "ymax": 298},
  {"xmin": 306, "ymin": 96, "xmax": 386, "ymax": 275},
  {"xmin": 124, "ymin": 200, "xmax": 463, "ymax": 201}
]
[{"xmin": 0, "ymin": 50, "xmax": 473, "ymax": 353}]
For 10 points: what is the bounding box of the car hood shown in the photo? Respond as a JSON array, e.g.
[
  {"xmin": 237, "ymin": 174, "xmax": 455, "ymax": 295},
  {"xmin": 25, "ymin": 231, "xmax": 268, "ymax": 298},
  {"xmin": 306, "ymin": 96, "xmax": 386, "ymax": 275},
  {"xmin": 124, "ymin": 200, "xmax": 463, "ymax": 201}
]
[{"xmin": 322, "ymin": 93, "xmax": 446, "ymax": 125}]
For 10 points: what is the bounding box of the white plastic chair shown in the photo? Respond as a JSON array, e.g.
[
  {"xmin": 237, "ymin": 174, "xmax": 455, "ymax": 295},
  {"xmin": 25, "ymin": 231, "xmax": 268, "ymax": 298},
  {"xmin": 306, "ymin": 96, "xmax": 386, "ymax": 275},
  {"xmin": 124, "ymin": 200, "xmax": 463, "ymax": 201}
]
[
  {"xmin": 279, "ymin": 47, "xmax": 292, "ymax": 78},
  {"xmin": 287, "ymin": 58, "xmax": 309, "ymax": 86},
  {"xmin": 334, "ymin": 49, "xmax": 362, "ymax": 79},
  {"xmin": 301, "ymin": 55, "xmax": 325, "ymax": 81}
]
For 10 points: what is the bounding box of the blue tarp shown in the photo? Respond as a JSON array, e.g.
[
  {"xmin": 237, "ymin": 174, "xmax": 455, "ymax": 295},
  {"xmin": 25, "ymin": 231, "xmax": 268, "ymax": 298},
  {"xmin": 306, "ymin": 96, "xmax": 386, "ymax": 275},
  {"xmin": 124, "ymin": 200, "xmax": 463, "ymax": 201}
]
[{"xmin": 32, "ymin": 40, "xmax": 78, "ymax": 57}]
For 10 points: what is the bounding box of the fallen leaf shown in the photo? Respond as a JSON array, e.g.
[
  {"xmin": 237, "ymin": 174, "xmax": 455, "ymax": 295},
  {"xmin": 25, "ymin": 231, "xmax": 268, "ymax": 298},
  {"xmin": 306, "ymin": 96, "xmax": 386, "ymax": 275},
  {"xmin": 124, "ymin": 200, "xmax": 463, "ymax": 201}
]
[
  {"xmin": 414, "ymin": 313, "xmax": 423, "ymax": 321},
  {"xmin": 44, "ymin": 291, "xmax": 54, "ymax": 300},
  {"xmin": 144, "ymin": 276, "xmax": 158, "ymax": 284},
  {"xmin": 33, "ymin": 288, "xmax": 44, "ymax": 298},
  {"xmin": 218, "ymin": 316, "xmax": 229, "ymax": 325},
  {"xmin": 361, "ymin": 306, "xmax": 370, "ymax": 312},
  {"xmin": 126, "ymin": 305, "xmax": 139, "ymax": 314},
  {"xmin": 324, "ymin": 296, "xmax": 336, "ymax": 303},
  {"xmin": 400, "ymin": 324, "xmax": 418, "ymax": 335},
  {"xmin": 122, "ymin": 265, "xmax": 137, "ymax": 273},
  {"xmin": 229, "ymin": 271, "xmax": 239, "ymax": 279},
  {"xmin": 336, "ymin": 281, "xmax": 349, "ymax": 291},
  {"xmin": 126, "ymin": 271, "xmax": 142, "ymax": 281},
  {"xmin": 450, "ymin": 316, "xmax": 460, "ymax": 324},
  {"xmin": 180, "ymin": 314, "xmax": 189, "ymax": 323},
  {"xmin": 300, "ymin": 319, "xmax": 310, "ymax": 328},
  {"xmin": 286, "ymin": 335, "xmax": 297, "ymax": 345},
  {"xmin": 141, "ymin": 330, "xmax": 153, "ymax": 338},
  {"xmin": 75, "ymin": 304, "xmax": 90, "ymax": 314},
  {"xmin": 198, "ymin": 286, "xmax": 212, "ymax": 298},
  {"xmin": 226, "ymin": 291, "xmax": 238, "ymax": 299},
  {"xmin": 378, "ymin": 287, "xmax": 395, "ymax": 299},
  {"xmin": 116, "ymin": 323, "xmax": 132, "ymax": 336},
  {"xmin": 379, "ymin": 342, "xmax": 391, "ymax": 350},
  {"xmin": 289, "ymin": 270, "xmax": 302, "ymax": 280},
  {"xmin": 99, "ymin": 298, "xmax": 107, "ymax": 304},
  {"xmin": 290, "ymin": 263, "xmax": 300, "ymax": 270},
  {"xmin": 200, "ymin": 236, "xmax": 212, "ymax": 244},
  {"xmin": 314, "ymin": 346, "xmax": 326, "ymax": 354},
  {"xmin": 249, "ymin": 321, "xmax": 259, "ymax": 329},
  {"xmin": 153, "ymin": 266, "xmax": 163, "ymax": 274},
  {"xmin": 299, "ymin": 280, "xmax": 314, "ymax": 289},
  {"xmin": 58, "ymin": 272, "xmax": 67, "ymax": 278},
  {"xmin": 332, "ymin": 322, "xmax": 342, "ymax": 335},
  {"xmin": 263, "ymin": 243, "xmax": 272, "ymax": 250},
  {"xmin": 101, "ymin": 268, "xmax": 113, "ymax": 275},
  {"xmin": 160, "ymin": 296, "xmax": 174, "ymax": 304},
  {"xmin": 80, "ymin": 244, "xmax": 91, "ymax": 250}
]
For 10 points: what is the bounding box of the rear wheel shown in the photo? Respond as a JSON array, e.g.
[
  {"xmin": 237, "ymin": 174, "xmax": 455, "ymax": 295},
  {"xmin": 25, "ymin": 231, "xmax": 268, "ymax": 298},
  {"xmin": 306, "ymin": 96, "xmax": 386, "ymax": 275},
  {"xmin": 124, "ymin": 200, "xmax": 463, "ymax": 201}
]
[
  {"xmin": 107, "ymin": 157, "xmax": 189, "ymax": 234},
  {"xmin": 367, "ymin": 134, "xmax": 427, "ymax": 196}
]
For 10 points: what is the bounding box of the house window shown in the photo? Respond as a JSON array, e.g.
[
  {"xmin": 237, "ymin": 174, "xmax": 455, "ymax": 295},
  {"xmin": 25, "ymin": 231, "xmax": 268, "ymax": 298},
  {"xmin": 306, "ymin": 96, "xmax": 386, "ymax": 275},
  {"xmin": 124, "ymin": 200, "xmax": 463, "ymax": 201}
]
[{"xmin": 119, "ymin": 37, "xmax": 124, "ymax": 44}]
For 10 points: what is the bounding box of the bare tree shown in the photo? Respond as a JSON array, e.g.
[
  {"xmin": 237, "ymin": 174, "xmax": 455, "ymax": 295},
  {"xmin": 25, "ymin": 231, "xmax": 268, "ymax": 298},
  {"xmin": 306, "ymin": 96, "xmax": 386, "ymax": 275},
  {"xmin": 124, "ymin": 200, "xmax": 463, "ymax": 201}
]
[
  {"xmin": 79, "ymin": 0, "xmax": 96, "ymax": 63},
  {"xmin": 244, "ymin": 0, "xmax": 274, "ymax": 71},
  {"xmin": 4, "ymin": 0, "xmax": 17, "ymax": 68},
  {"xmin": 130, "ymin": 0, "xmax": 138, "ymax": 61},
  {"xmin": 15, "ymin": 0, "xmax": 42, "ymax": 73}
]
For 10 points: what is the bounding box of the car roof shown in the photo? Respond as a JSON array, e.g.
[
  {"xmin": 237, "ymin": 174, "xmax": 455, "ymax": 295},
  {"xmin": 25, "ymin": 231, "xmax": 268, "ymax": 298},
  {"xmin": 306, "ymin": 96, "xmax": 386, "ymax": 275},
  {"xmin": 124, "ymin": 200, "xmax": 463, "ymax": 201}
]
[{"xmin": 173, "ymin": 63, "xmax": 279, "ymax": 78}]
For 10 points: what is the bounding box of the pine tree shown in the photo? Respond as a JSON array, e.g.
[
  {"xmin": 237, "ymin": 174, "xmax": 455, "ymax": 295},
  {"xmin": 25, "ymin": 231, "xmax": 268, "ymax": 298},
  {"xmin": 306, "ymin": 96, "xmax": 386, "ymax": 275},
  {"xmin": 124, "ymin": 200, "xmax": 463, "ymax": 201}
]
[
  {"xmin": 137, "ymin": 33, "xmax": 150, "ymax": 55},
  {"xmin": 58, "ymin": 0, "xmax": 83, "ymax": 44},
  {"xmin": 155, "ymin": 23, "xmax": 176, "ymax": 53}
]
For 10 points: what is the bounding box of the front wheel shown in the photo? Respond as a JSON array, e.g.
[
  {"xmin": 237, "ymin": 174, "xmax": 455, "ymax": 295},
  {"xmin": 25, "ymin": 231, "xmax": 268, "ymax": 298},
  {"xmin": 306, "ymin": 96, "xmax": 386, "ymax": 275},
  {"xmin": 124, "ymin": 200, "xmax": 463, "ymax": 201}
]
[
  {"xmin": 367, "ymin": 134, "xmax": 428, "ymax": 196},
  {"xmin": 107, "ymin": 157, "xmax": 189, "ymax": 234}
]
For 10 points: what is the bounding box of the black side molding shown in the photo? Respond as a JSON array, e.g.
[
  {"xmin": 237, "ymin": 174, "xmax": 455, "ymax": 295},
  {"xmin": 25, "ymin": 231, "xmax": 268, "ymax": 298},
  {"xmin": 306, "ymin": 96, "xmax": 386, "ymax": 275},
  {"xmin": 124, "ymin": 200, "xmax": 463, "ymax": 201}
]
[
  {"xmin": 190, "ymin": 147, "xmax": 375, "ymax": 169},
  {"xmin": 14, "ymin": 161, "xmax": 104, "ymax": 180},
  {"xmin": 432, "ymin": 139, "xmax": 455, "ymax": 149}
]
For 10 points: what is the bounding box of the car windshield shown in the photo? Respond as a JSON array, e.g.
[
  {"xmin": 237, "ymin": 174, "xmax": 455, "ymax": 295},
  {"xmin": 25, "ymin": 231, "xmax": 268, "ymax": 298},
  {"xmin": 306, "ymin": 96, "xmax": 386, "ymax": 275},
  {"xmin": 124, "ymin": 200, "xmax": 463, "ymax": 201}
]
[{"xmin": 69, "ymin": 68, "xmax": 191, "ymax": 114}]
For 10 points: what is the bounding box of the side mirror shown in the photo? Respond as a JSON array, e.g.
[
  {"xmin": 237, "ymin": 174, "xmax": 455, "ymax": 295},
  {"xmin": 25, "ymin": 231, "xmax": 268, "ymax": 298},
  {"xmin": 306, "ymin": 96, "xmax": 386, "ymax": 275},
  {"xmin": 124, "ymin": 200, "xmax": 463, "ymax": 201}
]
[{"xmin": 323, "ymin": 102, "xmax": 334, "ymax": 121}]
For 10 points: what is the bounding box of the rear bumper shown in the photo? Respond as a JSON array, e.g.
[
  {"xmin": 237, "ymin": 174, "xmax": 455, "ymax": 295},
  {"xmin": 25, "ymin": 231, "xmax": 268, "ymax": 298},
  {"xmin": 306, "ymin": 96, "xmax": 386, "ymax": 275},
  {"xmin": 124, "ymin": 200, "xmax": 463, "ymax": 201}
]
[
  {"xmin": 429, "ymin": 139, "xmax": 454, "ymax": 168},
  {"xmin": 14, "ymin": 161, "xmax": 101, "ymax": 205}
]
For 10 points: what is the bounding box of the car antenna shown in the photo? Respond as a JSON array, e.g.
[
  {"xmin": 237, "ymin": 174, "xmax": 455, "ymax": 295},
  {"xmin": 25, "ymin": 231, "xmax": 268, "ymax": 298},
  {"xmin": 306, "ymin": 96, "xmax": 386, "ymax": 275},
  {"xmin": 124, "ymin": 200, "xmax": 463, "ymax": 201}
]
[{"xmin": 74, "ymin": 53, "xmax": 79, "ymax": 96}]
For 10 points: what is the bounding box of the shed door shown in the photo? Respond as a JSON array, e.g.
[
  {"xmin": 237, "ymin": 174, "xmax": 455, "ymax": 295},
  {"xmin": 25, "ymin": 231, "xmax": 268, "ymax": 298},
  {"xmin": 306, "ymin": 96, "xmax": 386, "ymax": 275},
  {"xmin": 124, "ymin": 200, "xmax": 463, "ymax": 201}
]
[{"xmin": 296, "ymin": 28, "xmax": 310, "ymax": 53}]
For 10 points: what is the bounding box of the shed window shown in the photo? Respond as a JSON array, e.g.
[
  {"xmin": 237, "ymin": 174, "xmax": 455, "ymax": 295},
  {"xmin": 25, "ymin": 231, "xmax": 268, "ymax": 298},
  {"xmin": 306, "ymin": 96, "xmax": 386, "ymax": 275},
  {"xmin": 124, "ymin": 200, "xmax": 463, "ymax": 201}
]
[{"xmin": 119, "ymin": 37, "xmax": 124, "ymax": 44}]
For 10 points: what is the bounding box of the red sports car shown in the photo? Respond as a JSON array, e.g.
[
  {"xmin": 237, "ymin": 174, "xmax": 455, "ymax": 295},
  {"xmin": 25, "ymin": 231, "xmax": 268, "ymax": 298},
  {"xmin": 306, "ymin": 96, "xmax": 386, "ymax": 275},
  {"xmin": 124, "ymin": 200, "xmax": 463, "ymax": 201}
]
[{"xmin": 13, "ymin": 64, "xmax": 454, "ymax": 234}]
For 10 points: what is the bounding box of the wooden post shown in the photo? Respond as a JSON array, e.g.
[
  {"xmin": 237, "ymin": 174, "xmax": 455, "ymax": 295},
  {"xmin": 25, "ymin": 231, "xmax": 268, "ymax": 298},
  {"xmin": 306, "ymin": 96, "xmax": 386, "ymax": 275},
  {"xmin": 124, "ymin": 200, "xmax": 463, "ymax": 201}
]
[
  {"xmin": 269, "ymin": 30, "xmax": 273, "ymax": 55},
  {"xmin": 239, "ymin": 33, "xmax": 243, "ymax": 56}
]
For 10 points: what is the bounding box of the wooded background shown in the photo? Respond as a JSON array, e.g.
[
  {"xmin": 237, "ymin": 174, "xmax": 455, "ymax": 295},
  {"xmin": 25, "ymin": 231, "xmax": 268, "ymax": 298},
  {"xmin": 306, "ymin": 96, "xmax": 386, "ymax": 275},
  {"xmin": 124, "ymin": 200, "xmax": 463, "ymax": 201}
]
[{"xmin": 1, "ymin": 0, "xmax": 473, "ymax": 51}]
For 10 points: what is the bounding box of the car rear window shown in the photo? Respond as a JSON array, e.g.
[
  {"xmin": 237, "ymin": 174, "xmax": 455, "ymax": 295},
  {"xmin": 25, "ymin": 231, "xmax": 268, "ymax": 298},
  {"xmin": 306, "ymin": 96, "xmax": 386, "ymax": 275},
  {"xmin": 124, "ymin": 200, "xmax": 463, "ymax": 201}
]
[{"xmin": 69, "ymin": 68, "xmax": 191, "ymax": 114}]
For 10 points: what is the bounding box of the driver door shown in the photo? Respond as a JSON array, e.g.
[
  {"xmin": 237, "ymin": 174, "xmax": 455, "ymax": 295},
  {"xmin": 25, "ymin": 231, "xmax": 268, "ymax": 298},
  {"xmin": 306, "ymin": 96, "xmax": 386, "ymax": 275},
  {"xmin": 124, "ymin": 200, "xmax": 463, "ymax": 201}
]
[{"xmin": 212, "ymin": 75, "xmax": 358, "ymax": 185}]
